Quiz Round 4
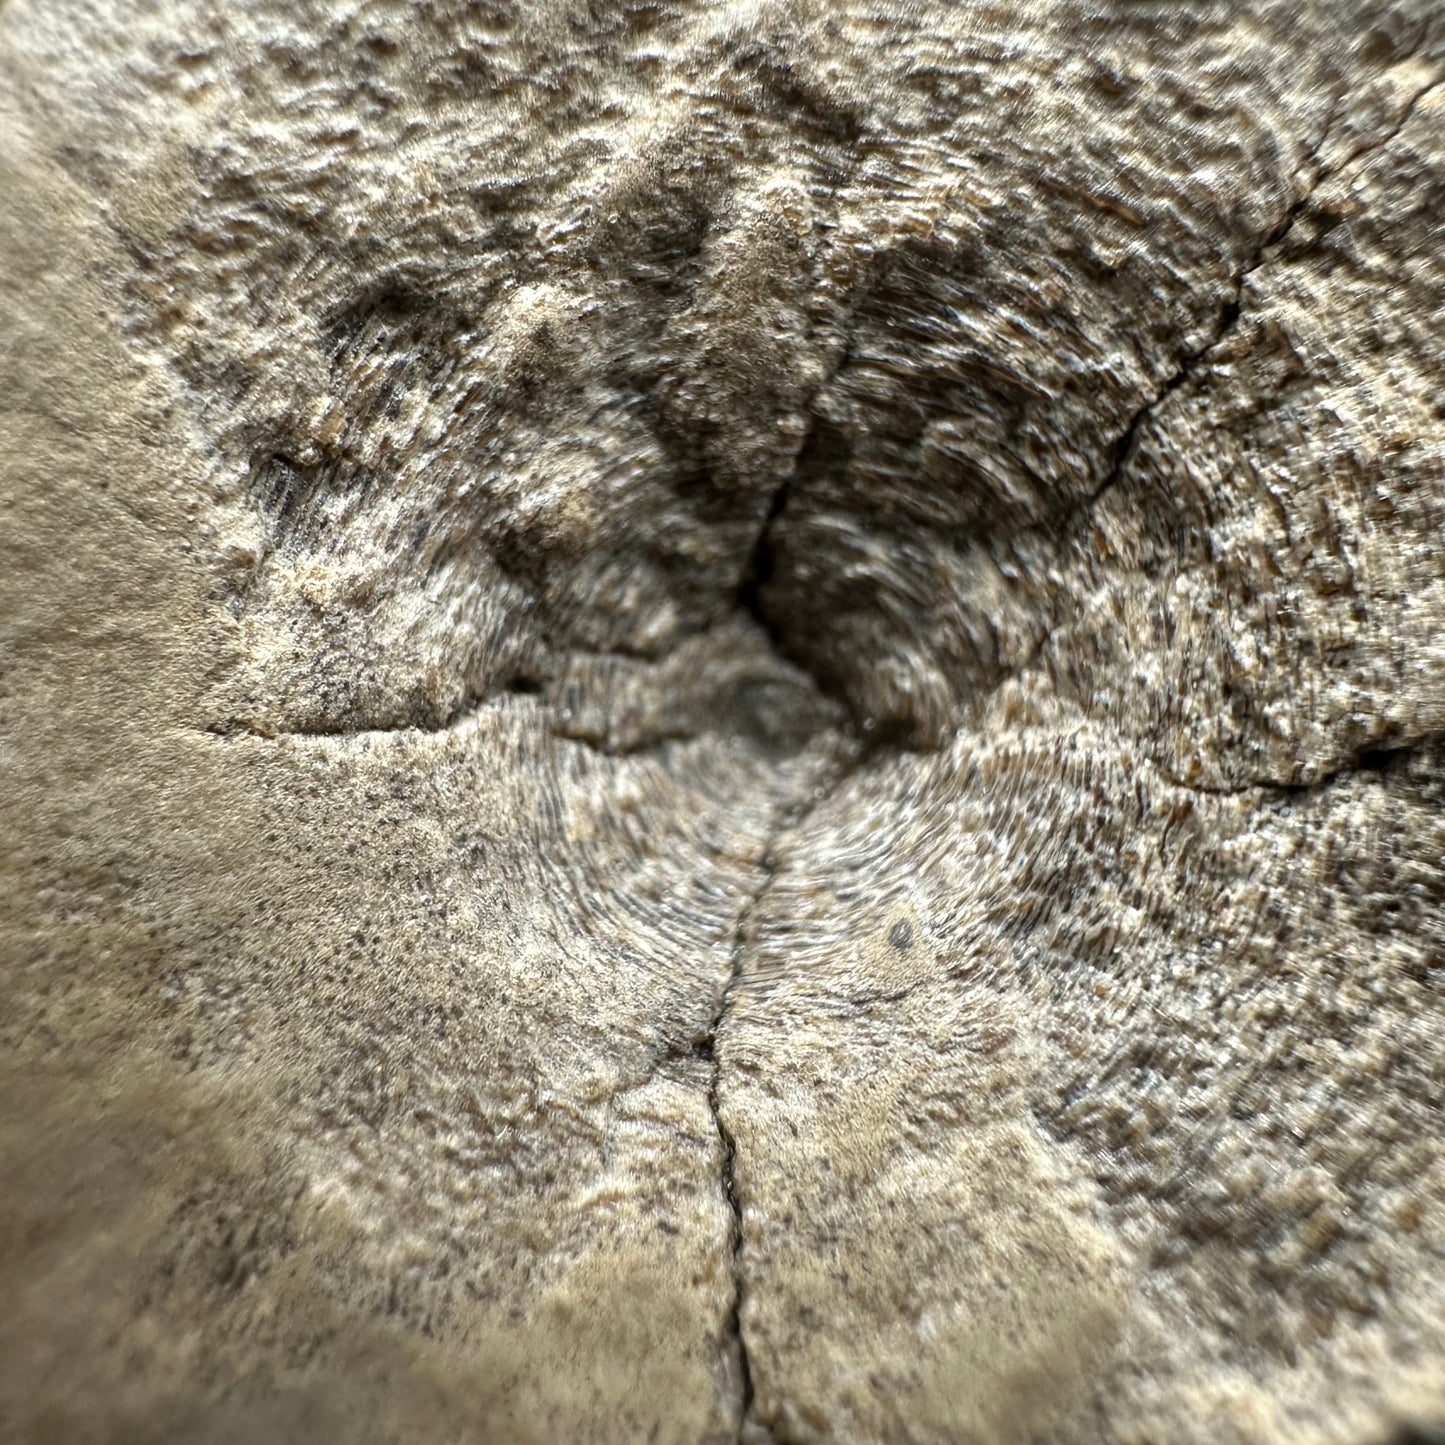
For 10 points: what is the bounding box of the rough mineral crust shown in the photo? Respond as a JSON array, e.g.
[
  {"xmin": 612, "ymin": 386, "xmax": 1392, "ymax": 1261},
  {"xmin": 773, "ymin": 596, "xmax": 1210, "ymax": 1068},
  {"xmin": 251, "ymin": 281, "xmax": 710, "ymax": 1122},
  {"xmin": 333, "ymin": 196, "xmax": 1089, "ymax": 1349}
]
[{"xmin": 2, "ymin": 2, "xmax": 1444, "ymax": 1442}]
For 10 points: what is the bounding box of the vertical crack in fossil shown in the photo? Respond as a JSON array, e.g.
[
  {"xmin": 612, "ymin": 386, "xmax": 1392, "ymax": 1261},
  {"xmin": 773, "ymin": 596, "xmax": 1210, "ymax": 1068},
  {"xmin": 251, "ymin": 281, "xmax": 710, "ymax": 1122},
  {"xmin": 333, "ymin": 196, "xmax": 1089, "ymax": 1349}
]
[
  {"xmin": 703, "ymin": 808, "xmax": 781, "ymax": 1440},
  {"xmin": 703, "ymin": 736, "xmax": 867, "ymax": 1440},
  {"xmin": 703, "ymin": 999, "xmax": 756, "ymax": 1437}
]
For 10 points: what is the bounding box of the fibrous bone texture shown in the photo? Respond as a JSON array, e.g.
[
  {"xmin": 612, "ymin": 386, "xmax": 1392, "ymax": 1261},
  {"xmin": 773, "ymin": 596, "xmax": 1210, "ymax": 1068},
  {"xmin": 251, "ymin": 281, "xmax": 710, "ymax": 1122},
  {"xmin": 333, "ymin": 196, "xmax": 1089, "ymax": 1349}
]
[{"xmin": 2, "ymin": 2, "xmax": 1444, "ymax": 1442}]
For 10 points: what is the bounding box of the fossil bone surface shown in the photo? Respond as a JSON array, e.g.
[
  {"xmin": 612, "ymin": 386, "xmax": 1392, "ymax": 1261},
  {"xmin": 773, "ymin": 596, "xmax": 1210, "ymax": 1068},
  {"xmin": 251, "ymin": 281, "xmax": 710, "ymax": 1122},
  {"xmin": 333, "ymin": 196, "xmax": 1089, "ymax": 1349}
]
[{"xmin": 2, "ymin": 2, "xmax": 1444, "ymax": 1441}]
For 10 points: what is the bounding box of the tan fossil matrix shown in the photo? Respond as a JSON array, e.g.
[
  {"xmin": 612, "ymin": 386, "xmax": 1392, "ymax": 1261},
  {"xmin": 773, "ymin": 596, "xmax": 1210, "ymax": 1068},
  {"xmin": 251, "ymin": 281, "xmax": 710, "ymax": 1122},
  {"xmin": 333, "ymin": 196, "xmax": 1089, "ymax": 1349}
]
[{"xmin": 2, "ymin": 2, "xmax": 1444, "ymax": 1442}]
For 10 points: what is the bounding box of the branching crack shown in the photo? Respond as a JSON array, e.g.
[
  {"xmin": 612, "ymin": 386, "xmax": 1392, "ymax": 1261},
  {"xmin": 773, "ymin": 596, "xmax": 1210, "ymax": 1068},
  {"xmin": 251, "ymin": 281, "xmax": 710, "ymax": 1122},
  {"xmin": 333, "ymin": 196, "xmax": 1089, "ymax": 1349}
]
[
  {"xmin": 1161, "ymin": 731, "xmax": 1445, "ymax": 799},
  {"xmin": 1082, "ymin": 67, "xmax": 1445, "ymax": 524}
]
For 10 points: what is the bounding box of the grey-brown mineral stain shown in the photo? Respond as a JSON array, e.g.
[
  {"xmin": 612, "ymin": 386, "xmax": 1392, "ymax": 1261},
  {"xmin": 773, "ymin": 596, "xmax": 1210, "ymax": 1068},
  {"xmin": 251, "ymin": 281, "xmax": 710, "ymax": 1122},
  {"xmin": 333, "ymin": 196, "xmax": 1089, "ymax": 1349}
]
[{"xmin": 2, "ymin": 2, "xmax": 1444, "ymax": 1443}]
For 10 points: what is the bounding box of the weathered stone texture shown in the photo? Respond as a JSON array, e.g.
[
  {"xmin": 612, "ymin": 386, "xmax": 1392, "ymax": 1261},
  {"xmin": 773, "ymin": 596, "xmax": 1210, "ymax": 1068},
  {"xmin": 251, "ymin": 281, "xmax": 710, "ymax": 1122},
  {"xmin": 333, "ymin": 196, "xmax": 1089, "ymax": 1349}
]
[{"xmin": 2, "ymin": 2, "xmax": 1443, "ymax": 1441}]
